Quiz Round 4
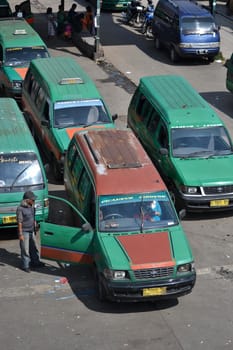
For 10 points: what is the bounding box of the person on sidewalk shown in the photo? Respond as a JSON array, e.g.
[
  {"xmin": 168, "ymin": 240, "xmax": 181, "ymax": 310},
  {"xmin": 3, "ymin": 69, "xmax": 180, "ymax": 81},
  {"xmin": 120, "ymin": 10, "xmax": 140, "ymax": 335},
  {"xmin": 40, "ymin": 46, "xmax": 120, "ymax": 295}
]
[
  {"xmin": 46, "ymin": 7, "xmax": 57, "ymax": 39},
  {"xmin": 16, "ymin": 191, "xmax": 45, "ymax": 273},
  {"xmin": 56, "ymin": 4, "xmax": 66, "ymax": 36}
]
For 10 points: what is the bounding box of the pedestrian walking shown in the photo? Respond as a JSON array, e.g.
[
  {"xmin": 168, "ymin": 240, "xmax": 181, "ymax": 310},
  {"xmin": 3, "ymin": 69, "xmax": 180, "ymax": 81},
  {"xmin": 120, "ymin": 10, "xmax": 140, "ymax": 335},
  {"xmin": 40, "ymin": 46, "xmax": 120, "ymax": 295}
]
[
  {"xmin": 16, "ymin": 191, "xmax": 45, "ymax": 273},
  {"xmin": 67, "ymin": 3, "xmax": 77, "ymax": 25},
  {"xmin": 56, "ymin": 4, "xmax": 66, "ymax": 36},
  {"xmin": 46, "ymin": 7, "xmax": 57, "ymax": 38}
]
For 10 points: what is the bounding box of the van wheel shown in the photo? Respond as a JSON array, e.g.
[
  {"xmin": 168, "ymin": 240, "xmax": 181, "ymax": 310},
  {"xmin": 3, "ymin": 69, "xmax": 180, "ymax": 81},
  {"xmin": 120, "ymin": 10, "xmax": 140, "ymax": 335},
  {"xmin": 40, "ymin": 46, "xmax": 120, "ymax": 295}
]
[
  {"xmin": 207, "ymin": 56, "xmax": 215, "ymax": 63},
  {"xmin": 170, "ymin": 47, "xmax": 179, "ymax": 63},
  {"xmin": 51, "ymin": 156, "xmax": 62, "ymax": 182},
  {"xmin": 154, "ymin": 37, "xmax": 161, "ymax": 50},
  {"xmin": 169, "ymin": 186, "xmax": 184, "ymax": 213},
  {"xmin": 94, "ymin": 268, "xmax": 107, "ymax": 302}
]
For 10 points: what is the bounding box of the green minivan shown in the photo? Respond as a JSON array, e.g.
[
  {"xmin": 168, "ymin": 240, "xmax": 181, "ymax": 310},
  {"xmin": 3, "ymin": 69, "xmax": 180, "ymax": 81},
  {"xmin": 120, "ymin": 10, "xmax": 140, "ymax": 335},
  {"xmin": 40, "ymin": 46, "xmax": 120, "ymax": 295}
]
[
  {"xmin": 226, "ymin": 53, "xmax": 233, "ymax": 94},
  {"xmin": 22, "ymin": 56, "xmax": 117, "ymax": 180},
  {"xmin": 127, "ymin": 75, "xmax": 233, "ymax": 212},
  {"xmin": 0, "ymin": 98, "xmax": 49, "ymax": 229},
  {"xmin": 0, "ymin": 17, "xmax": 49, "ymax": 100},
  {"xmin": 39, "ymin": 128, "xmax": 196, "ymax": 302}
]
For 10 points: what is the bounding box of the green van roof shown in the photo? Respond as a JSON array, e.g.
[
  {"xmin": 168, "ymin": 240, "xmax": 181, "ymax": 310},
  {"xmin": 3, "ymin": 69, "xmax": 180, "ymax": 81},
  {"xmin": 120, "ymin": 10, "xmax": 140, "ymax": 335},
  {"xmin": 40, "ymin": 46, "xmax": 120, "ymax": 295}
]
[
  {"xmin": 0, "ymin": 18, "xmax": 46, "ymax": 47},
  {"xmin": 0, "ymin": 98, "xmax": 38, "ymax": 153},
  {"xmin": 28, "ymin": 56, "xmax": 103, "ymax": 102},
  {"xmin": 139, "ymin": 75, "xmax": 222, "ymax": 128}
]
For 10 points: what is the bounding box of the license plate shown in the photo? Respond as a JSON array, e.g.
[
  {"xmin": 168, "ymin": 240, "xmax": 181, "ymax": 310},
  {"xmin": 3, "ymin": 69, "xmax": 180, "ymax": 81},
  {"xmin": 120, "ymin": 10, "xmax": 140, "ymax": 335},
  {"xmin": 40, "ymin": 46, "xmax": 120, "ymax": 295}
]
[
  {"xmin": 143, "ymin": 287, "xmax": 167, "ymax": 296},
  {"xmin": 210, "ymin": 199, "xmax": 229, "ymax": 207},
  {"xmin": 2, "ymin": 216, "xmax": 17, "ymax": 224}
]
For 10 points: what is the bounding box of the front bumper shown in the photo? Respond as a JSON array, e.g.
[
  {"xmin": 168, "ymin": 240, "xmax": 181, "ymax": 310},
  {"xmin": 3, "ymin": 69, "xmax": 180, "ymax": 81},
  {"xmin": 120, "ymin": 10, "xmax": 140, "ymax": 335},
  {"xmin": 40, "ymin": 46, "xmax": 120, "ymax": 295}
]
[
  {"xmin": 102, "ymin": 273, "xmax": 196, "ymax": 302},
  {"xmin": 181, "ymin": 193, "xmax": 233, "ymax": 212}
]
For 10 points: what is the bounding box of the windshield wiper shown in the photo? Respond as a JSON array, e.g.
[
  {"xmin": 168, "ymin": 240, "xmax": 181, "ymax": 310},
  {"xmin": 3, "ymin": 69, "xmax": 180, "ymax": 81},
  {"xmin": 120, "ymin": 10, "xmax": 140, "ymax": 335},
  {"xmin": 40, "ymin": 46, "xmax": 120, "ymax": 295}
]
[{"xmin": 10, "ymin": 165, "xmax": 31, "ymax": 190}]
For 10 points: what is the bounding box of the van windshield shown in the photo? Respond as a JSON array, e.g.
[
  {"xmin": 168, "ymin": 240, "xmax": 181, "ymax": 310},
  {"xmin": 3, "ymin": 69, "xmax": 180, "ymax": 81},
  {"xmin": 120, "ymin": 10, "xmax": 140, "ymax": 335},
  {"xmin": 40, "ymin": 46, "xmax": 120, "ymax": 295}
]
[
  {"xmin": 98, "ymin": 192, "xmax": 178, "ymax": 233},
  {"xmin": 181, "ymin": 17, "xmax": 217, "ymax": 34},
  {"xmin": 172, "ymin": 126, "xmax": 233, "ymax": 158},
  {"xmin": 5, "ymin": 47, "xmax": 49, "ymax": 66},
  {"xmin": 0, "ymin": 152, "xmax": 44, "ymax": 192},
  {"xmin": 54, "ymin": 100, "xmax": 111, "ymax": 128}
]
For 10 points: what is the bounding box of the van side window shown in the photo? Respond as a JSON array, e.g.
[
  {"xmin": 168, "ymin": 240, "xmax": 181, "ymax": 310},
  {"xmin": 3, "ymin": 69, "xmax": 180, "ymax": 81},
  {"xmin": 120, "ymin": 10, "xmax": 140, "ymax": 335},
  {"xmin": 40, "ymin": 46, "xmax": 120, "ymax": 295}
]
[
  {"xmin": 173, "ymin": 14, "xmax": 179, "ymax": 29},
  {"xmin": 0, "ymin": 45, "xmax": 3, "ymax": 61},
  {"xmin": 147, "ymin": 109, "xmax": 160, "ymax": 133},
  {"xmin": 35, "ymin": 87, "xmax": 45, "ymax": 109},
  {"xmin": 136, "ymin": 94, "xmax": 146, "ymax": 116},
  {"xmin": 31, "ymin": 80, "xmax": 39, "ymax": 101},
  {"xmin": 24, "ymin": 72, "xmax": 32, "ymax": 92},
  {"xmin": 77, "ymin": 168, "xmax": 92, "ymax": 221},
  {"xmin": 158, "ymin": 124, "xmax": 168, "ymax": 149},
  {"xmin": 42, "ymin": 101, "xmax": 50, "ymax": 122}
]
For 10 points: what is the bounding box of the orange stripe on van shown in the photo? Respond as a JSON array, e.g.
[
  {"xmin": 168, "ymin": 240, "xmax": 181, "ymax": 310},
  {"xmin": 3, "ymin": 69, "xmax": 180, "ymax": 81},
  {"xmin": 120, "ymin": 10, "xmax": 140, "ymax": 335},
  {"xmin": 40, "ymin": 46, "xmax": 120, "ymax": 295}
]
[
  {"xmin": 66, "ymin": 125, "xmax": 105, "ymax": 139},
  {"xmin": 41, "ymin": 246, "xmax": 93, "ymax": 264},
  {"xmin": 14, "ymin": 67, "xmax": 28, "ymax": 79}
]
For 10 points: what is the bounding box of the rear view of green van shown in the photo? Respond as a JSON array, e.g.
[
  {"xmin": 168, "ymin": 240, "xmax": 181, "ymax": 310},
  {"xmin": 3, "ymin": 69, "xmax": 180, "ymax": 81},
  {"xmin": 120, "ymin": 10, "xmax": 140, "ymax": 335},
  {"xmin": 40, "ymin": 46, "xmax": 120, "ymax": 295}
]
[
  {"xmin": 0, "ymin": 98, "xmax": 49, "ymax": 229},
  {"xmin": 127, "ymin": 75, "xmax": 233, "ymax": 212},
  {"xmin": 226, "ymin": 53, "xmax": 233, "ymax": 94}
]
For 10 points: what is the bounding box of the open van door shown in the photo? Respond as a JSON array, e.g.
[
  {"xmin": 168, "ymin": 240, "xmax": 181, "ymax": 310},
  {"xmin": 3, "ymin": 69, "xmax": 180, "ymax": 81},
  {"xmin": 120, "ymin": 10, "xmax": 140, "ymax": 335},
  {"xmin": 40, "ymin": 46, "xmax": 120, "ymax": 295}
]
[{"xmin": 40, "ymin": 195, "xmax": 94, "ymax": 265}]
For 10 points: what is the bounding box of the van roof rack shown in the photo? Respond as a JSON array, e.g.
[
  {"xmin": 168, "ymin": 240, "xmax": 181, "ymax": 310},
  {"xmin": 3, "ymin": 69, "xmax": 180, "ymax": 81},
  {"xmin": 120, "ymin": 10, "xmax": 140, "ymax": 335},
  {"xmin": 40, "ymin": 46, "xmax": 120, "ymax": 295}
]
[
  {"xmin": 59, "ymin": 77, "xmax": 84, "ymax": 85},
  {"xmin": 84, "ymin": 131, "xmax": 142, "ymax": 169},
  {"xmin": 13, "ymin": 29, "xmax": 27, "ymax": 35}
]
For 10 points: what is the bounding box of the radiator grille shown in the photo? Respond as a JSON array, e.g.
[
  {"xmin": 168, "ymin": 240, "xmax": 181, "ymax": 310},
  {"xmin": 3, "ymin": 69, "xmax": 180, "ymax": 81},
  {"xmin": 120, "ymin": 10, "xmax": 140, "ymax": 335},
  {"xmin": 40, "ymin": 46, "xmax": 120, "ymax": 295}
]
[
  {"xmin": 133, "ymin": 267, "xmax": 174, "ymax": 279},
  {"xmin": 204, "ymin": 185, "xmax": 233, "ymax": 195}
]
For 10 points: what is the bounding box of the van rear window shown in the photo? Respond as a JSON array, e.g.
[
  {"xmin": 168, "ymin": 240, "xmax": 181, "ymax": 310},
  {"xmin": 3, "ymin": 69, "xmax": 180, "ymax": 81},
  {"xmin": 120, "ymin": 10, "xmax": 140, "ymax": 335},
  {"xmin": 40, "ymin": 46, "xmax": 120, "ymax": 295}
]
[
  {"xmin": 181, "ymin": 17, "xmax": 216, "ymax": 34},
  {"xmin": 0, "ymin": 152, "xmax": 44, "ymax": 191},
  {"xmin": 5, "ymin": 47, "xmax": 49, "ymax": 66}
]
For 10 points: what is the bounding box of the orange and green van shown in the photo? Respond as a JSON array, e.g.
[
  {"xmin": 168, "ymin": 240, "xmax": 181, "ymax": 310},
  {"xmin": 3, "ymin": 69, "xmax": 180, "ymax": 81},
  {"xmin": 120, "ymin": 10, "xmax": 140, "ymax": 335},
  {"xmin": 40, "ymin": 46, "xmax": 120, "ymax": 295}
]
[
  {"xmin": 0, "ymin": 17, "xmax": 49, "ymax": 100},
  {"xmin": 22, "ymin": 56, "xmax": 117, "ymax": 180},
  {"xmin": 40, "ymin": 128, "xmax": 196, "ymax": 302}
]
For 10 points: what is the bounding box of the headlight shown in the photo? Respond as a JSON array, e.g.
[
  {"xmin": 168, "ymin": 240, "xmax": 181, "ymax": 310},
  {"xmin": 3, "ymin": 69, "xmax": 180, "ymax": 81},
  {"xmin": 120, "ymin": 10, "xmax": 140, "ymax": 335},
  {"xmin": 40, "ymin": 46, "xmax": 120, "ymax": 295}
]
[
  {"xmin": 103, "ymin": 269, "xmax": 127, "ymax": 280},
  {"xmin": 12, "ymin": 81, "xmax": 22, "ymax": 89},
  {"xmin": 177, "ymin": 262, "xmax": 195, "ymax": 273},
  {"xmin": 180, "ymin": 186, "xmax": 199, "ymax": 194},
  {"xmin": 44, "ymin": 198, "xmax": 49, "ymax": 207}
]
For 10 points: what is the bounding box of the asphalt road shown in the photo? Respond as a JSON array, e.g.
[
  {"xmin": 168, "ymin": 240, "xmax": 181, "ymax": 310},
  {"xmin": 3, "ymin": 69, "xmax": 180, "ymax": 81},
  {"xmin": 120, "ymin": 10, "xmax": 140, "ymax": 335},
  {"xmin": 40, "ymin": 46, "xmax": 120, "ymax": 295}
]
[{"xmin": 1, "ymin": 2, "xmax": 233, "ymax": 350}]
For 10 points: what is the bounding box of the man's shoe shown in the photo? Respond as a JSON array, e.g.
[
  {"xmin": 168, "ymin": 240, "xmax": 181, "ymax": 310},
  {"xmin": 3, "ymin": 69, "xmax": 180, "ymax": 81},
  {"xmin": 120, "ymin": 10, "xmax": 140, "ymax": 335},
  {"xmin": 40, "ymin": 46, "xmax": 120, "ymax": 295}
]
[
  {"xmin": 22, "ymin": 267, "xmax": 30, "ymax": 273},
  {"xmin": 31, "ymin": 261, "xmax": 45, "ymax": 268}
]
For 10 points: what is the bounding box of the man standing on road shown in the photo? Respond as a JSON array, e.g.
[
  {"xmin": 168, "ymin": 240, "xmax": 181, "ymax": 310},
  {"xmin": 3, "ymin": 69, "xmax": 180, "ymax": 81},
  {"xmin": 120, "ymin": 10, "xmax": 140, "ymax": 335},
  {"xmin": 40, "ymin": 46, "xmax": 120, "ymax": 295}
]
[{"xmin": 16, "ymin": 191, "xmax": 45, "ymax": 273}]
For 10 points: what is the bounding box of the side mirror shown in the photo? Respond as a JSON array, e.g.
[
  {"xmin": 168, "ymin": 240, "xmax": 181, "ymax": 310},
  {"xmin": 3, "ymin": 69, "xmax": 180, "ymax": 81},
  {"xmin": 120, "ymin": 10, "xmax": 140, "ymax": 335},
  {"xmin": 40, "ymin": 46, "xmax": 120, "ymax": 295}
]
[
  {"xmin": 41, "ymin": 120, "xmax": 50, "ymax": 128},
  {"xmin": 112, "ymin": 114, "xmax": 118, "ymax": 121},
  {"xmin": 82, "ymin": 222, "xmax": 92, "ymax": 232},
  {"xmin": 159, "ymin": 147, "xmax": 168, "ymax": 155}
]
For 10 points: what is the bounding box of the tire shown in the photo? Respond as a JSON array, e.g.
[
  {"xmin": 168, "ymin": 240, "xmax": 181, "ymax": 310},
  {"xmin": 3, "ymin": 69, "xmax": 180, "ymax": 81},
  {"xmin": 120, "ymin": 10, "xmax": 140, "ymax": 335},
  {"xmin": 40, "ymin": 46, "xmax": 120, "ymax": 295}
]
[
  {"xmin": 146, "ymin": 25, "xmax": 152, "ymax": 37},
  {"xmin": 207, "ymin": 56, "xmax": 215, "ymax": 63},
  {"xmin": 141, "ymin": 21, "xmax": 146, "ymax": 34},
  {"xmin": 51, "ymin": 155, "xmax": 62, "ymax": 182},
  {"xmin": 94, "ymin": 268, "xmax": 107, "ymax": 302},
  {"xmin": 170, "ymin": 46, "xmax": 179, "ymax": 63},
  {"xmin": 169, "ymin": 185, "xmax": 184, "ymax": 213},
  {"xmin": 154, "ymin": 37, "xmax": 161, "ymax": 49}
]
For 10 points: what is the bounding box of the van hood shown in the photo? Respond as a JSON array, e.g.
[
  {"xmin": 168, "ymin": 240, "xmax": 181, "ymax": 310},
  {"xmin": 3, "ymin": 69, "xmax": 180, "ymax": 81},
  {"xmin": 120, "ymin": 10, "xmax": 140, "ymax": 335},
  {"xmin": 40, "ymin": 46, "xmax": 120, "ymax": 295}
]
[
  {"xmin": 173, "ymin": 156, "xmax": 233, "ymax": 186},
  {"xmin": 4, "ymin": 66, "xmax": 28, "ymax": 80},
  {"xmin": 100, "ymin": 230, "xmax": 192, "ymax": 270}
]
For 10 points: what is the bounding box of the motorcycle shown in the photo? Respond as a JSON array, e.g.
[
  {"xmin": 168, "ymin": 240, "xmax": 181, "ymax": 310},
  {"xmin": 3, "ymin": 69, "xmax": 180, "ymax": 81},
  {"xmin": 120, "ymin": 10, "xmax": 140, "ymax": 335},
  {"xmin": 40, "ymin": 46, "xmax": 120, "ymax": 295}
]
[
  {"xmin": 122, "ymin": 1, "xmax": 145, "ymax": 27},
  {"xmin": 141, "ymin": 10, "xmax": 154, "ymax": 36}
]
